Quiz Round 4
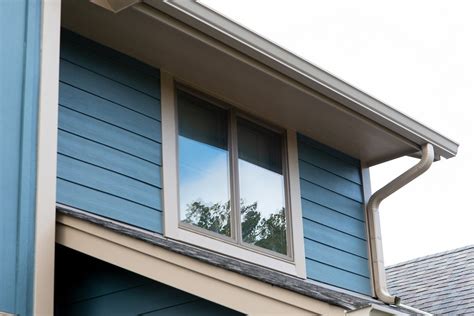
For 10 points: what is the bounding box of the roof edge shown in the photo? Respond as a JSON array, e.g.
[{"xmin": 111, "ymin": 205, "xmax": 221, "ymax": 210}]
[
  {"xmin": 386, "ymin": 244, "xmax": 474, "ymax": 270},
  {"xmin": 145, "ymin": 0, "xmax": 459, "ymax": 161}
]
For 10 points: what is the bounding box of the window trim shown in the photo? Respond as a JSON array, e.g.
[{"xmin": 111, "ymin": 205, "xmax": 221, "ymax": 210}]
[{"xmin": 161, "ymin": 72, "xmax": 306, "ymax": 278}]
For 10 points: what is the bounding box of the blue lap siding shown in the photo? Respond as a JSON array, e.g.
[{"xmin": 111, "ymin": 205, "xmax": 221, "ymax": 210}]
[
  {"xmin": 56, "ymin": 30, "xmax": 163, "ymax": 233},
  {"xmin": 298, "ymin": 134, "xmax": 372, "ymax": 295}
]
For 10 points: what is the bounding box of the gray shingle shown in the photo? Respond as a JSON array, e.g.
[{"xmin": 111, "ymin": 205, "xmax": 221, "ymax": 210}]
[{"xmin": 386, "ymin": 245, "xmax": 474, "ymax": 314}]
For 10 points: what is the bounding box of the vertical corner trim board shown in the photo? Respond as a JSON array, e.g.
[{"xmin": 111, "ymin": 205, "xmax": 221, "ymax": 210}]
[
  {"xmin": 56, "ymin": 29, "xmax": 163, "ymax": 233},
  {"xmin": 0, "ymin": 1, "xmax": 41, "ymax": 314},
  {"xmin": 297, "ymin": 134, "xmax": 372, "ymax": 295}
]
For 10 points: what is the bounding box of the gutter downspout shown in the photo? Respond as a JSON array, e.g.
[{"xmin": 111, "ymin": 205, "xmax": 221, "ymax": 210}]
[{"xmin": 367, "ymin": 143, "xmax": 435, "ymax": 305}]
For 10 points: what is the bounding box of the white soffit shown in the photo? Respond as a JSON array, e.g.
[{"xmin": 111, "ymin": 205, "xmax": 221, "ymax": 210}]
[{"xmin": 62, "ymin": 0, "xmax": 458, "ymax": 166}]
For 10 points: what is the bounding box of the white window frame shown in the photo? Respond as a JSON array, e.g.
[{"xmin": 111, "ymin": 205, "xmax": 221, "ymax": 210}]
[{"xmin": 161, "ymin": 72, "xmax": 306, "ymax": 278}]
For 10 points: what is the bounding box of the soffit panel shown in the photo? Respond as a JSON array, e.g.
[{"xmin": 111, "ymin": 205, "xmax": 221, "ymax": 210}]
[{"xmin": 61, "ymin": 0, "xmax": 419, "ymax": 166}]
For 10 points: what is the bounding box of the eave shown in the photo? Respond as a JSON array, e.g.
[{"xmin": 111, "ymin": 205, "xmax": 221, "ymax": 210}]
[{"xmin": 61, "ymin": 0, "xmax": 458, "ymax": 166}]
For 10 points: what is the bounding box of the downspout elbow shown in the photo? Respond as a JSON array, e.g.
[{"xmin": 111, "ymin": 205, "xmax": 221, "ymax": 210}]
[{"xmin": 366, "ymin": 143, "xmax": 435, "ymax": 305}]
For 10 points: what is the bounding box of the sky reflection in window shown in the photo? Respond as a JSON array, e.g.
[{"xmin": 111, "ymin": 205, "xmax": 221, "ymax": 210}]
[
  {"xmin": 238, "ymin": 118, "xmax": 287, "ymax": 255},
  {"xmin": 177, "ymin": 91, "xmax": 231, "ymax": 237}
]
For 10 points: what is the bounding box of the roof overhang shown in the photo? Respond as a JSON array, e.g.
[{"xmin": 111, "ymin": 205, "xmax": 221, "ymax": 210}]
[{"xmin": 61, "ymin": 0, "xmax": 459, "ymax": 166}]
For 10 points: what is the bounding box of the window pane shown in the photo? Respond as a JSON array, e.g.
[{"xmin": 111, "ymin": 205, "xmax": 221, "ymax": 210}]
[
  {"xmin": 177, "ymin": 90, "xmax": 231, "ymax": 237},
  {"xmin": 237, "ymin": 118, "xmax": 287, "ymax": 255}
]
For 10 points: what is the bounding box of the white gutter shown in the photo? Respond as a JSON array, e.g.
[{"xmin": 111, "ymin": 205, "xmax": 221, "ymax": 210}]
[{"xmin": 366, "ymin": 143, "xmax": 434, "ymax": 305}]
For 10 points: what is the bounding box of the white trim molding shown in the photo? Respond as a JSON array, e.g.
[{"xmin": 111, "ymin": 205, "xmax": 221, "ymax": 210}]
[
  {"xmin": 160, "ymin": 71, "xmax": 307, "ymax": 278},
  {"xmin": 33, "ymin": 0, "xmax": 61, "ymax": 315}
]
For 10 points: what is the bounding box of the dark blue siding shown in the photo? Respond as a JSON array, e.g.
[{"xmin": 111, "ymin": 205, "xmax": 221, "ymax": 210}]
[
  {"xmin": 0, "ymin": 1, "xmax": 41, "ymax": 314},
  {"xmin": 57, "ymin": 30, "xmax": 163, "ymax": 233},
  {"xmin": 55, "ymin": 246, "xmax": 242, "ymax": 316},
  {"xmin": 298, "ymin": 134, "xmax": 372, "ymax": 295}
]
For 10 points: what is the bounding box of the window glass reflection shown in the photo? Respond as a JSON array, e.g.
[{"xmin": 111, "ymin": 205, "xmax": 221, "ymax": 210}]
[
  {"xmin": 177, "ymin": 91, "xmax": 231, "ymax": 236},
  {"xmin": 237, "ymin": 118, "xmax": 287, "ymax": 255}
]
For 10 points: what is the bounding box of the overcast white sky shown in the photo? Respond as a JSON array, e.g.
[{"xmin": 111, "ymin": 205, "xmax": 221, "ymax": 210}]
[{"xmin": 201, "ymin": 0, "xmax": 474, "ymax": 265}]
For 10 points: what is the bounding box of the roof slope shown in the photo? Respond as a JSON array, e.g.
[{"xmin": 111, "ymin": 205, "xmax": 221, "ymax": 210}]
[{"xmin": 386, "ymin": 245, "xmax": 474, "ymax": 314}]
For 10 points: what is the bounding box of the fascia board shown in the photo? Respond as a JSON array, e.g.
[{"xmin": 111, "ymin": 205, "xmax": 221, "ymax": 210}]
[{"xmin": 144, "ymin": 0, "xmax": 459, "ymax": 160}]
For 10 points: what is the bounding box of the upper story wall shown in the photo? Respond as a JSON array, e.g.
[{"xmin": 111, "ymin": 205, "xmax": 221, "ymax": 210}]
[
  {"xmin": 298, "ymin": 135, "xmax": 372, "ymax": 295},
  {"xmin": 56, "ymin": 30, "xmax": 163, "ymax": 233},
  {"xmin": 56, "ymin": 30, "xmax": 372, "ymax": 297}
]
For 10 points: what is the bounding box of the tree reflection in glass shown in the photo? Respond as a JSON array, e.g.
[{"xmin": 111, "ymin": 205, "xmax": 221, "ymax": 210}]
[
  {"xmin": 238, "ymin": 118, "xmax": 287, "ymax": 255},
  {"xmin": 177, "ymin": 91, "xmax": 231, "ymax": 236}
]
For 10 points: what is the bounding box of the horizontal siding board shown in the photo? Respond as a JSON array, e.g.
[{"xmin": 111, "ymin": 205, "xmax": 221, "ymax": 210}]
[
  {"xmin": 144, "ymin": 300, "xmax": 242, "ymax": 316},
  {"xmin": 300, "ymin": 180, "xmax": 365, "ymax": 221},
  {"xmin": 299, "ymin": 160, "xmax": 363, "ymax": 202},
  {"xmin": 57, "ymin": 154, "xmax": 162, "ymax": 210},
  {"xmin": 60, "ymin": 39, "xmax": 161, "ymax": 99},
  {"xmin": 304, "ymin": 239, "xmax": 370, "ymax": 277},
  {"xmin": 303, "ymin": 219, "xmax": 367, "ymax": 258},
  {"xmin": 59, "ymin": 106, "xmax": 161, "ymax": 165},
  {"xmin": 59, "ymin": 283, "xmax": 196, "ymax": 316},
  {"xmin": 302, "ymin": 199, "xmax": 366, "ymax": 239},
  {"xmin": 58, "ymin": 130, "xmax": 161, "ymax": 187},
  {"xmin": 60, "ymin": 59, "xmax": 160, "ymax": 120},
  {"xmin": 60, "ymin": 29, "xmax": 161, "ymax": 79},
  {"xmin": 59, "ymin": 82, "xmax": 161, "ymax": 141},
  {"xmin": 57, "ymin": 179, "xmax": 162, "ymax": 233},
  {"xmin": 306, "ymin": 259, "xmax": 372, "ymax": 295},
  {"xmin": 298, "ymin": 142, "xmax": 361, "ymax": 184},
  {"xmin": 298, "ymin": 134, "xmax": 360, "ymax": 167}
]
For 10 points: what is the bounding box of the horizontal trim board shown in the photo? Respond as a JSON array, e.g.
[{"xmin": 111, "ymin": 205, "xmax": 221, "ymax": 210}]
[
  {"xmin": 57, "ymin": 179, "xmax": 162, "ymax": 233},
  {"xmin": 300, "ymin": 180, "xmax": 364, "ymax": 221},
  {"xmin": 306, "ymin": 259, "xmax": 372, "ymax": 295},
  {"xmin": 298, "ymin": 145, "xmax": 361, "ymax": 185},
  {"xmin": 299, "ymin": 160, "xmax": 363, "ymax": 202},
  {"xmin": 304, "ymin": 239, "xmax": 370, "ymax": 277},
  {"xmin": 60, "ymin": 59, "xmax": 160, "ymax": 120},
  {"xmin": 58, "ymin": 130, "xmax": 161, "ymax": 187},
  {"xmin": 59, "ymin": 82, "xmax": 162, "ymax": 141},
  {"xmin": 57, "ymin": 154, "xmax": 162, "ymax": 210},
  {"xmin": 298, "ymin": 134, "xmax": 360, "ymax": 167},
  {"xmin": 61, "ymin": 29, "xmax": 161, "ymax": 79},
  {"xmin": 302, "ymin": 199, "xmax": 366, "ymax": 239},
  {"xmin": 59, "ymin": 106, "xmax": 161, "ymax": 164},
  {"xmin": 60, "ymin": 35, "xmax": 161, "ymax": 99},
  {"xmin": 303, "ymin": 219, "xmax": 368, "ymax": 258}
]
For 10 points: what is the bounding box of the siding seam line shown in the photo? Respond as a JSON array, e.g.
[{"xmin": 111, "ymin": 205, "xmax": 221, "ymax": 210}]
[
  {"xmin": 298, "ymin": 158, "xmax": 361, "ymax": 185},
  {"xmin": 57, "ymin": 177, "xmax": 163, "ymax": 212},
  {"xmin": 305, "ymin": 257, "xmax": 370, "ymax": 278},
  {"xmin": 303, "ymin": 217, "xmax": 366, "ymax": 241},
  {"xmin": 301, "ymin": 197, "xmax": 365, "ymax": 223},
  {"xmin": 60, "ymin": 58, "xmax": 161, "ymax": 101},
  {"xmin": 57, "ymin": 153, "xmax": 162, "ymax": 188},
  {"xmin": 57, "ymin": 128, "xmax": 162, "ymax": 166},
  {"xmin": 58, "ymin": 79, "xmax": 161, "ymax": 122},
  {"xmin": 300, "ymin": 178, "xmax": 364, "ymax": 204},
  {"xmin": 303, "ymin": 236, "xmax": 368, "ymax": 259},
  {"xmin": 59, "ymin": 104, "xmax": 162, "ymax": 144}
]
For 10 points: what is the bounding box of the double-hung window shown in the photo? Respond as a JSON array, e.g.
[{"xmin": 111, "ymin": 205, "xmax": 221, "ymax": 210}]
[{"xmin": 162, "ymin": 76, "xmax": 305, "ymax": 277}]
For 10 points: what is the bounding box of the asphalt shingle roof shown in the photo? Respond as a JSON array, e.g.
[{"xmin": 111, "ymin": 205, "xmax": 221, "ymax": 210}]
[{"xmin": 386, "ymin": 245, "xmax": 474, "ymax": 315}]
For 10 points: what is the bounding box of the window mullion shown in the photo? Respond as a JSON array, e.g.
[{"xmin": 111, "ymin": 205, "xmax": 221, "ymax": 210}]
[{"xmin": 229, "ymin": 109, "xmax": 242, "ymax": 244}]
